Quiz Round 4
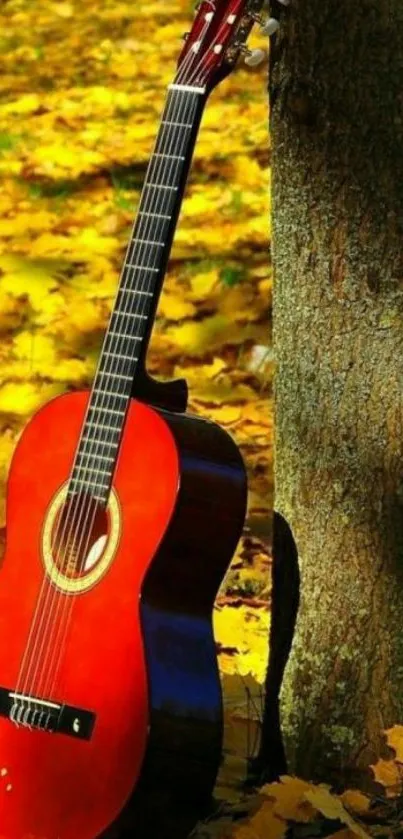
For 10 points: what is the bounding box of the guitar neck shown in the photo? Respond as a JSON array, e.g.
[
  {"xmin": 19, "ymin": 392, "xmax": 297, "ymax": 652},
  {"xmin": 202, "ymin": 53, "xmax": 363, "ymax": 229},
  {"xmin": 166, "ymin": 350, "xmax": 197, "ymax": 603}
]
[{"xmin": 69, "ymin": 84, "xmax": 207, "ymax": 504}]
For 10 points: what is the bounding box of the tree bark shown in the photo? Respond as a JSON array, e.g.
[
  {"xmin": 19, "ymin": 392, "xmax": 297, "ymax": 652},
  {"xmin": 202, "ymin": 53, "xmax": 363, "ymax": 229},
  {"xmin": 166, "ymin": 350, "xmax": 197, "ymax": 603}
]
[{"xmin": 261, "ymin": 0, "xmax": 403, "ymax": 791}]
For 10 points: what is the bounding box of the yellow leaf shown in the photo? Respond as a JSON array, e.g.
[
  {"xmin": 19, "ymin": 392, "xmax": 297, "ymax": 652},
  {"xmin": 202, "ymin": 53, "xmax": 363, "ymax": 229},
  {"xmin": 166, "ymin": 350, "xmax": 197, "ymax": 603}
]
[
  {"xmin": 166, "ymin": 315, "xmax": 244, "ymax": 354},
  {"xmin": 32, "ymin": 145, "xmax": 104, "ymax": 176},
  {"xmin": 340, "ymin": 790, "xmax": 371, "ymax": 816},
  {"xmin": 189, "ymin": 269, "xmax": 220, "ymax": 301},
  {"xmin": 191, "ymin": 381, "xmax": 255, "ymax": 407},
  {"xmin": 0, "ymin": 382, "xmax": 62, "ymax": 416},
  {"xmin": 0, "ymin": 256, "xmax": 61, "ymax": 309},
  {"xmin": 158, "ymin": 292, "xmax": 196, "ymax": 321},
  {"xmin": 62, "ymin": 299, "xmax": 104, "ymax": 339},
  {"xmin": 304, "ymin": 786, "xmax": 372, "ymax": 838},
  {"xmin": 0, "ymin": 212, "xmax": 56, "ymax": 239},
  {"xmin": 74, "ymin": 228, "xmax": 118, "ymax": 255},
  {"xmin": 385, "ymin": 725, "xmax": 403, "ymax": 762},
  {"xmin": 208, "ymin": 405, "xmax": 241, "ymax": 426},
  {"xmin": 370, "ymin": 756, "xmax": 403, "ymax": 797},
  {"xmin": 215, "ymin": 603, "xmax": 269, "ymax": 680},
  {"xmin": 13, "ymin": 333, "xmax": 56, "ymax": 366},
  {"xmin": 1, "ymin": 94, "xmax": 40, "ymax": 115},
  {"xmin": 232, "ymin": 157, "xmax": 266, "ymax": 189},
  {"xmin": 262, "ymin": 776, "xmax": 317, "ymax": 823},
  {"xmin": 233, "ymin": 802, "xmax": 286, "ymax": 839},
  {"xmin": 52, "ymin": 1, "xmax": 74, "ymax": 17},
  {"xmin": 174, "ymin": 357, "xmax": 227, "ymax": 384},
  {"xmin": 11, "ymin": 333, "xmax": 90, "ymax": 383}
]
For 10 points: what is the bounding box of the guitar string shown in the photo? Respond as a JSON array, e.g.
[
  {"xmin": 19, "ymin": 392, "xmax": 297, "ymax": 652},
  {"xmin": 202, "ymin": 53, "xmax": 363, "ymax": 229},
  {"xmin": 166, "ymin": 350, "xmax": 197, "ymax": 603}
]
[
  {"xmin": 33, "ymin": 14, "xmax": 231, "ymax": 707},
  {"xmin": 15, "ymin": 38, "xmax": 208, "ymax": 710},
  {"xmin": 16, "ymin": 10, "xmax": 230, "ymax": 713},
  {"xmin": 33, "ymin": 36, "xmax": 213, "ymax": 705},
  {"xmin": 16, "ymin": 13, "xmax": 226, "ymax": 712},
  {"xmin": 37, "ymin": 92, "xmax": 200, "ymax": 705},
  {"xmin": 34, "ymin": 7, "xmax": 222, "ymax": 709},
  {"xmin": 21, "ymin": 92, "xmax": 198, "ymax": 710}
]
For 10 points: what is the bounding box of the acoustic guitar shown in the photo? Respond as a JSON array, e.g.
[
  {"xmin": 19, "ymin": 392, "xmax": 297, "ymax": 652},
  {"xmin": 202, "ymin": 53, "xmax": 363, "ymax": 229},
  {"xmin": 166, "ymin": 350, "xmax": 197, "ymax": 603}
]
[{"xmin": 0, "ymin": 0, "xmax": 272, "ymax": 836}]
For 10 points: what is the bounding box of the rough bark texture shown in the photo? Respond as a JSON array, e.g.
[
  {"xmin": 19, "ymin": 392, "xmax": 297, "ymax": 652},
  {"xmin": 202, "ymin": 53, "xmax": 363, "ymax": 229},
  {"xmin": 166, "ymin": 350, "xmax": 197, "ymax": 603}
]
[{"xmin": 268, "ymin": 0, "xmax": 403, "ymax": 791}]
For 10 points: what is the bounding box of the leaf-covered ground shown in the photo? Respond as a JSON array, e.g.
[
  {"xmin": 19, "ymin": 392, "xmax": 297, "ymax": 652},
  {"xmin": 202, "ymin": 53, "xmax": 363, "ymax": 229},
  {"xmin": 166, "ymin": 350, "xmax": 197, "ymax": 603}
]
[{"xmin": 1, "ymin": 1, "xmax": 401, "ymax": 837}]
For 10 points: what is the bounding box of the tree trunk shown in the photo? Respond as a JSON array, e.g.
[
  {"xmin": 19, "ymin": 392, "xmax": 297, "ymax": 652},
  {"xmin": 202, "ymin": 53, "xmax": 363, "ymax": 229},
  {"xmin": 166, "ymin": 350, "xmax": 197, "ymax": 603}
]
[{"xmin": 260, "ymin": 0, "xmax": 403, "ymax": 791}]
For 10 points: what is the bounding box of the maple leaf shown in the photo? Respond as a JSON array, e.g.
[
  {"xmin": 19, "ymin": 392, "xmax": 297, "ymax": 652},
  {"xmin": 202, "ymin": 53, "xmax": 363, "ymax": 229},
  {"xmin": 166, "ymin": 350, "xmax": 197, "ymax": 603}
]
[{"xmin": 303, "ymin": 785, "xmax": 372, "ymax": 838}]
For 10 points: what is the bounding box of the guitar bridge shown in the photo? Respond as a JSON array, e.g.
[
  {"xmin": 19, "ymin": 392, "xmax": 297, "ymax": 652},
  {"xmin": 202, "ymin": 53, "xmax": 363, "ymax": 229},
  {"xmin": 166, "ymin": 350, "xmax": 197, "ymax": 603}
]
[{"xmin": 0, "ymin": 687, "xmax": 95, "ymax": 740}]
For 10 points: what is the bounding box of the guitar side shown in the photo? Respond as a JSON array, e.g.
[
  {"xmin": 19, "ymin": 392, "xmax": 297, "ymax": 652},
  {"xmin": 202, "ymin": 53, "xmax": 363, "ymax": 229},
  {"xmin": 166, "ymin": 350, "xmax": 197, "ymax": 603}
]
[{"xmin": 105, "ymin": 405, "xmax": 247, "ymax": 838}]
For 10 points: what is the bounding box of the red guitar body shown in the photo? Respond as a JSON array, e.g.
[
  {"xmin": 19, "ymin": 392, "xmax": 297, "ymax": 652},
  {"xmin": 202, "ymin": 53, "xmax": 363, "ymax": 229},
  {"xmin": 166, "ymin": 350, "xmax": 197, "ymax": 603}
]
[{"xmin": 0, "ymin": 390, "xmax": 247, "ymax": 839}]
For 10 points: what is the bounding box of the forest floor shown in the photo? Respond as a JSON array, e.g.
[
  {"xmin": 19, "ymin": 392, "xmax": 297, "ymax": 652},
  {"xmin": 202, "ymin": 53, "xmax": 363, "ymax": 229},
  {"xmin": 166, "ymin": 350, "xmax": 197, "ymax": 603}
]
[{"xmin": 0, "ymin": 0, "xmax": 401, "ymax": 836}]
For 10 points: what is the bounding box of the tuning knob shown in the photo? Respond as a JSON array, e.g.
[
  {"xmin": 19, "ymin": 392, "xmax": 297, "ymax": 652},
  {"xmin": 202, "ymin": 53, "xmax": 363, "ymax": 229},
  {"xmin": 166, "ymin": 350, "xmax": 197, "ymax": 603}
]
[
  {"xmin": 260, "ymin": 17, "xmax": 280, "ymax": 35},
  {"xmin": 244, "ymin": 47, "xmax": 268, "ymax": 67}
]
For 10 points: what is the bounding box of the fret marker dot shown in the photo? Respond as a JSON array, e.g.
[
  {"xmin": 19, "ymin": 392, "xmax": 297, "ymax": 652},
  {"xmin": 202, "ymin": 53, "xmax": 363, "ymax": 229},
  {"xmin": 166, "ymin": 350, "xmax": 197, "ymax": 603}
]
[
  {"xmin": 0, "ymin": 768, "xmax": 7, "ymax": 777},
  {"xmin": 214, "ymin": 44, "xmax": 223, "ymax": 54}
]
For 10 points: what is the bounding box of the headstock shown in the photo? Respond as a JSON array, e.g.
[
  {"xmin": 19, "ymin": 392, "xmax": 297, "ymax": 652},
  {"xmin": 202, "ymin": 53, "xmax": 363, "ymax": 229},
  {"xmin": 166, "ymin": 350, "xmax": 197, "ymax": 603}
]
[{"xmin": 175, "ymin": 0, "xmax": 289, "ymax": 93}]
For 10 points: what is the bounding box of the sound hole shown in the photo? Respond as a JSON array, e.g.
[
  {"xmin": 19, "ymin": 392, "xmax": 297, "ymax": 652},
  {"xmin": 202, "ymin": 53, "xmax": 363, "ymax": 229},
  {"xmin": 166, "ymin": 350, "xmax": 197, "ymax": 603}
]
[{"xmin": 50, "ymin": 494, "xmax": 109, "ymax": 580}]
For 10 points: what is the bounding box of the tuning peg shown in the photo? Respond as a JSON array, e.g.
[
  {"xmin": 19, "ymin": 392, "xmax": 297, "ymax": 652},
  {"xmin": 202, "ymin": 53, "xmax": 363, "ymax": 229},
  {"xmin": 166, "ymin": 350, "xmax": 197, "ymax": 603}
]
[
  {"xmin": 260, "ymin": 17, "xmax": 280, "ymax": 35},
  {"xmin": 244, "ymin": 47, "xmax": 268, "ymax": 67}
]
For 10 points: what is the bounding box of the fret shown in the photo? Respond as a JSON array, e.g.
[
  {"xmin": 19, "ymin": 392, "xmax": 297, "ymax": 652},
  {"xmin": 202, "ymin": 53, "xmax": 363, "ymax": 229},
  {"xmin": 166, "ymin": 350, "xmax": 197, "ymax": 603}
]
[
  {"xmin": 113, "ymin": 312, "xmax": 147, "ymax": 320},
  {"xmin": 100, "ymin": 371, "xmax": 132, "ymax": 382},
  {"xmin": 132, "ymin": 238, "xmax": 165, "ymax": 247},
  {"xmin": 124, "ymin": 264, "xmax": 158, "ymax": 273},
  {"xmin": 83, "ymin": 422, "xmax": 122, "ymax": 434},
  {"xmin": 107, "ymin": 330, "xmax": 143, "ymax": 341},
  {"xmin": 103, "ymin": 351, "xmax": 138, "ymax": 362},
  {"xmin": 153, "ymin": 153, "xmax": 185, "ymax": 161},
  {"xmin": 119, "ymin": 287, "xmax": 153, "ymax": 297},
  {"xmin": 145, "ymin": 183, "xmax": 178, "ymax": 191},
  {"xmin": 161, "ymin": 120, "xmax": 192, "ymax": 128},
  {"xmin": 70, "ymin": 477, "xmax": 111, "ymax": 492},
  {"xmin": 81, "ymin": 434, "xmax": 119, "ymax": 447},
  {"xmin": 93, "ymin": 388, "xmax": 127, "ymax": 400},
  {"xmin": 139, "ymin": 212, "xmax": 171, "ymax": 221},
  {"xmin": 88, "ymin": 406, "xmax": 125, "ymax": 417},
  {"xmin": 77, "ymin": 452, "xmax": 115, "ymax": 463},
  {"xmin": 77, "ymin": 468, "xmax": 113, "ymax": 480}
]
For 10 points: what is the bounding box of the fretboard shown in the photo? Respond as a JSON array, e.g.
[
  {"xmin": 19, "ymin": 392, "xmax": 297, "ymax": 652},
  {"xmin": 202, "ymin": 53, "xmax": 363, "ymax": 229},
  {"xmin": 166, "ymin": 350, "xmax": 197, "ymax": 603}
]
[{"xmin": 69, "ymin": 85, "xmax": 206, "ymax": 504}]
